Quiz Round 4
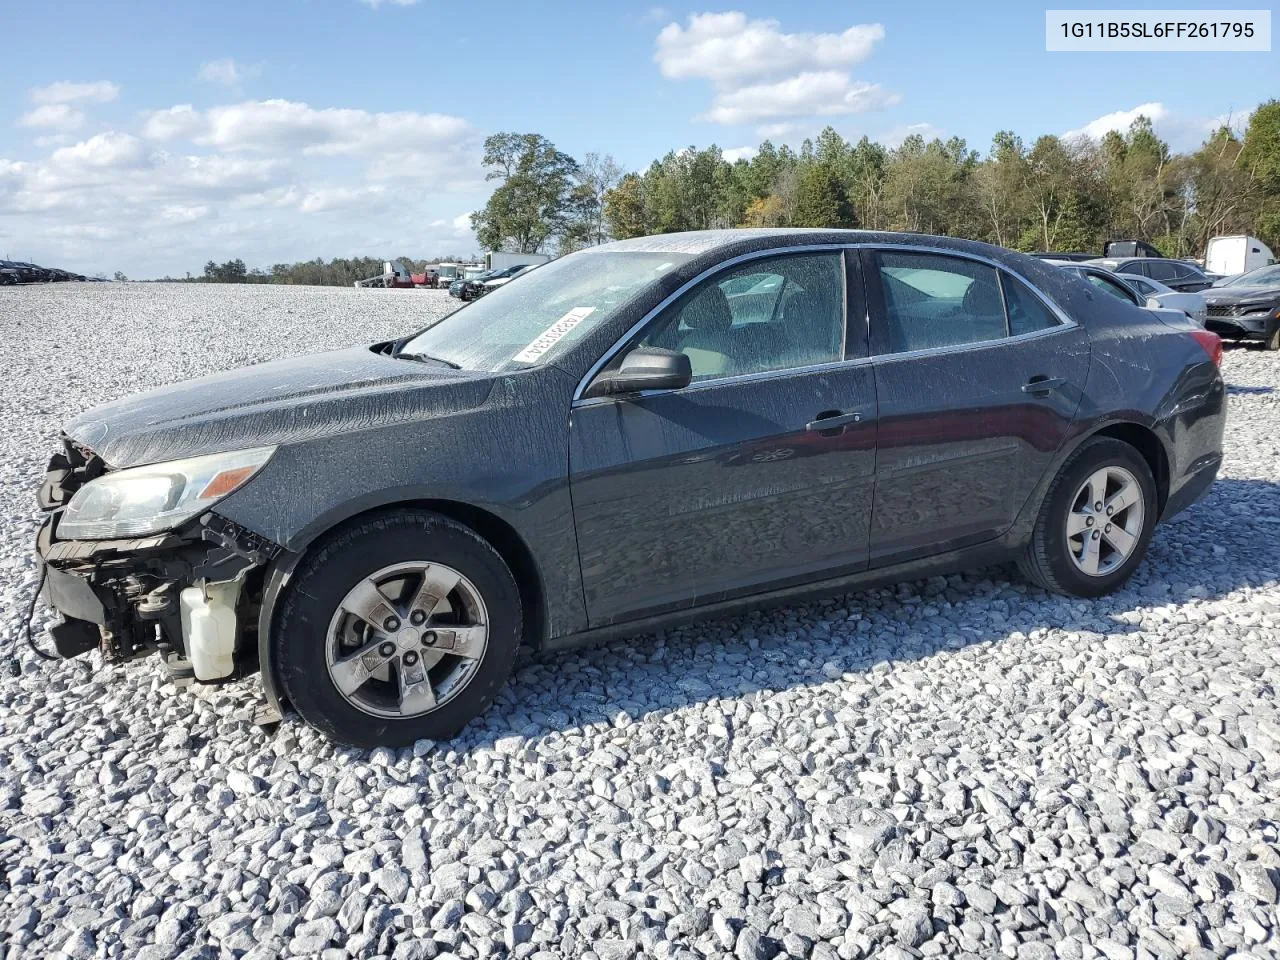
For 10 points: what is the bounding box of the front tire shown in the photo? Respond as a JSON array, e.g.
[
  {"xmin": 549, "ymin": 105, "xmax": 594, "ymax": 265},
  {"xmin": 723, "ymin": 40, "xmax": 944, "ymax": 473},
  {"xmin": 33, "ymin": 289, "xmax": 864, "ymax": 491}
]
[
  {"xmin": 273, "ymin": 511, "xmax": 521, "ymax": 747},
  {"xmin": 1018, "ymin": 438, "xmax": 1158, "ymax": 597},
  {"xmin": 1264, "ymin": 324, "xmax": 1280, "ymax": 351}
]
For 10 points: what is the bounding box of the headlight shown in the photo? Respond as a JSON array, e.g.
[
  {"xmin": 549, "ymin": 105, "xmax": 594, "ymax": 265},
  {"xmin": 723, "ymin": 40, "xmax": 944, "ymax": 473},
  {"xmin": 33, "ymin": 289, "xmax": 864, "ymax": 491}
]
[{"xmin": 58, "ymin": 447, "xmax": 276, "ymax": 540}]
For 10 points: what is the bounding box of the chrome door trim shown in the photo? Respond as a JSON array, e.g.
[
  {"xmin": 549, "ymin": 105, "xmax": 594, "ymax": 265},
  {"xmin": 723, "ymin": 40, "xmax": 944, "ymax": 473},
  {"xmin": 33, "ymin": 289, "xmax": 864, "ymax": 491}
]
[{"xmin": 571, "ymin": 240, "xmax": 1079, "ymax": 406}]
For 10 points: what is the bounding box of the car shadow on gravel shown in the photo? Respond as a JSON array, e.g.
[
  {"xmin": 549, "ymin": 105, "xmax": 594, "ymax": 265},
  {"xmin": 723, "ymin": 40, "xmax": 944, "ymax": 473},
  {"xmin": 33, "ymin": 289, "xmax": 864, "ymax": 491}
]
[{"xmin": 375, "ymin": 475, "xmax": 1280, "ymax": 758}]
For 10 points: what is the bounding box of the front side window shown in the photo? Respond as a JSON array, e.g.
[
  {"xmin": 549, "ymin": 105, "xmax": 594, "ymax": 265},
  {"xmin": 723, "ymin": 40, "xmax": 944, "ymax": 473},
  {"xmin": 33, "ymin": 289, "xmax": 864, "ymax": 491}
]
[
  {"xmin": 872, "ymin": 251, "xmax": 1007, "ymax": 353},
  {"xmin": 636, "ymin": 252, "xmax": 845, "ymax": 381},
  {"xmin": 1144, "ymin": 260, "xmax": 1178, "ymax": 281}
]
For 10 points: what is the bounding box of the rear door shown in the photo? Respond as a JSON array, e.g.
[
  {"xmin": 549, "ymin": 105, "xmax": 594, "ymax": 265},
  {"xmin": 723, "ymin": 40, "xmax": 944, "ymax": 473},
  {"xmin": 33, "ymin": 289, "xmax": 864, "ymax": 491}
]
[
  {"xmin": 569, "ymin": 249, "xmax": 878, "ymax": 625},
  {"xmin": 862, "ymin": 248, "xmax": 1090, "ymax": 566}
]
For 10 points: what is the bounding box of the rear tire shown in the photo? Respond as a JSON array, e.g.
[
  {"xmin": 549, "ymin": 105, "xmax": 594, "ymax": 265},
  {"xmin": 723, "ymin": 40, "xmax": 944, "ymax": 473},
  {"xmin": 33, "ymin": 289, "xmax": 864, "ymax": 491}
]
[
  {"xmin": 1018, "ymin": 438, "xmax": 1158, "ymax": 597},
  {"xmin": 273, "ymin": 510, "xmax": 521, "ymax": 748},
  {"xmin": 1264, "ymin": 325, "xmax": 1280, "ymax": 351}
]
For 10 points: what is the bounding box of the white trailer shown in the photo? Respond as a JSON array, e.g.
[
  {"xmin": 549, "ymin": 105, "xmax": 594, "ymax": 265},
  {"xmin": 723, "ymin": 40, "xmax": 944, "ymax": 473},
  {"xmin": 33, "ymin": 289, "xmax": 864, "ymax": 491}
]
[
  {"xmin": 484, "ymin": 251, "xmax": 551, "ymax": 271},
  {"xmin": 1204, "ymin": 236, "xmax": 1276, "ymax": 277}
]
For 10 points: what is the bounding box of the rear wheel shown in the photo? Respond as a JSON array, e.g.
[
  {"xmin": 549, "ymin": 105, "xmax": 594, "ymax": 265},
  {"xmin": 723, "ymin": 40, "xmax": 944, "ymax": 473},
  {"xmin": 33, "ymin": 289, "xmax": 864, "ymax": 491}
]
[
  {"xmin": 273, "ymin": 511, "xmax": 521, "ymax": 747},
  {"xmin": 1018, "ymin": 438, "xmax": 1158, "ymax": 597}
]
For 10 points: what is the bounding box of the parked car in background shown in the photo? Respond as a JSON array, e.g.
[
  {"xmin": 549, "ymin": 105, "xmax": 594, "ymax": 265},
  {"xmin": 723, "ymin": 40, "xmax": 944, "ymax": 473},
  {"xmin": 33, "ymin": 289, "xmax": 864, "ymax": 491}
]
[
  {"xmin": 0, "ymin": 261, "xmax": 21, "ymax": 285},
  {"xmin": 1114, "ymin": 274, "xmax": 1207, "ymax": 324},
  {"xmin": 1048, "ymin": 261, "xmax": 1206, "ymax": 324},
  {"xmin": 35, "ymin": 229, "xmax": 1225, "ymax": 746},
  {"xmin": 1088, "ymin": 257, "xmax": 1214, "ymax": 293},
  {"xmin": 1205, "ymin": 235, "xmax": 1276, "ymax": 278},
  {"xmin": 484, "ymin": 251, "xmax": 552, "ymax": 272},
  {"xmin": 475, "ymin": 263, "xmax": 539, "ymax": 297},
  {"xmin": 1201, "ymin": 263, "xmax": 1280, "ymax": 350},
  {"xmin": 1104, "ymin": 239, "xmax": 1165, "ymax": 259},
  {"xmin": 1029, "ymin": 252, "xmax": 1094, "ymax": 262},
  {"xmin": 456, "ymin": 264, "xmax": 528, "ymax": 300}
]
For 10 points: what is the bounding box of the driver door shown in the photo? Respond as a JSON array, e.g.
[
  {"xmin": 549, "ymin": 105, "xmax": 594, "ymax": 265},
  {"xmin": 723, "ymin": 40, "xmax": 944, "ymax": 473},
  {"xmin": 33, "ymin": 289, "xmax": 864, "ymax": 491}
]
[{"xmin": 568, "ymin": 249, "xmax": 879, "ymax": 626}]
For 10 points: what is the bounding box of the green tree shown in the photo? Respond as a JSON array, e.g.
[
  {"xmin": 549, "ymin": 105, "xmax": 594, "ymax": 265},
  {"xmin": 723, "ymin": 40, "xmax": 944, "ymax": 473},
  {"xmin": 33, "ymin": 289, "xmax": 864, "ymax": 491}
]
[
  {"xmin": 471, "ymin": 133, "xmax": 580, "ymax": 253},
  {"xmin": 603, "ymin": 173, "xmax": 648, "ymax": 239},
  {"xmin": 793, "ymin": 164, "xmax": 856, "ymax": 228}
]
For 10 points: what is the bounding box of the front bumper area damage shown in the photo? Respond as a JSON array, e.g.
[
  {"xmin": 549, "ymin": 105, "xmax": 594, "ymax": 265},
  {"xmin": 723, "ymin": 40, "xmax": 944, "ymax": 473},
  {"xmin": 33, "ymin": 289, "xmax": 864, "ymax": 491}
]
[{"xmin": 35, "ymin": 438, "xmax": 283, "ymax": 684}]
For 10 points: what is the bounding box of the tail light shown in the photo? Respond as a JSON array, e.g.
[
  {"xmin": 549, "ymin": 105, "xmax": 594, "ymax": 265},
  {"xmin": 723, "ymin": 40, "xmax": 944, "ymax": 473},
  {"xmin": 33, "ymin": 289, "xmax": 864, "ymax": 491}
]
[{"xmin": 1190, "ymin": 329, "xmax": 1222, "ymax": 367}]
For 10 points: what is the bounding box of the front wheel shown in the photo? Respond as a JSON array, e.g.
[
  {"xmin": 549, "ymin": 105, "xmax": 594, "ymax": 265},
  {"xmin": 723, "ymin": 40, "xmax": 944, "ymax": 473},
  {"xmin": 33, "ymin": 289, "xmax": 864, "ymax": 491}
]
[
  {"xmin": 1264, "ymin": 324, "xmax": 1280, "ymax": 351},
  {"xmin": 272, "ymin": 511, "xmax": 521, "ymax": 747},
  {"xmin": 1018, "ymin": 438, "xmax": 1158, "ymax": 597}
]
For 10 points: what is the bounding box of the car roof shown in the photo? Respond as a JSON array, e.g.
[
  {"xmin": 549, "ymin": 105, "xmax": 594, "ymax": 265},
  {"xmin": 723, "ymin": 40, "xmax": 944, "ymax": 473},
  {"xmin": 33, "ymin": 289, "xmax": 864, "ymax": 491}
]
[{"xmin": 591, "ymin": 228, "xmax": 1038, "ymax": 269}]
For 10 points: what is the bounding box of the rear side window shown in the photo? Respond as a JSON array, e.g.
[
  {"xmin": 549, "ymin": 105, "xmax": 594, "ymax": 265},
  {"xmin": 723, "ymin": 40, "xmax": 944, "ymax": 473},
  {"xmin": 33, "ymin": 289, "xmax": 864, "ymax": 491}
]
[
  {"xmin": 1116, "ymin": 262, "xmax": 1145, "ymax": 277},
  {"xmin": 871, "ymin": 251, "xmax": 1006, "ymax": 354},
  {"xmin": 1002, "ymin": 275, "xmax": 1063, "ymax": 335},
  {"xmin": 1083, "ymin": 271, "xmax": 1139, "ymax": 304},
  {"xmin": 1144, "ymin": 260, "xmax": 1178, "ymax": 281}
]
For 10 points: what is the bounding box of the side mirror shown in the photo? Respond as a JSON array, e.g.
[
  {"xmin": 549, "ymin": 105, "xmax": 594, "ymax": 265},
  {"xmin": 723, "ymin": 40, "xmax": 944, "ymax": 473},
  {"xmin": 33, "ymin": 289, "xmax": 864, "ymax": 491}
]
[
  {"xmin": 1146, "ymin": 296, "xmax": 1162, "ymax": 310},
  {"xmin": 584, "ymin": 347, "xmax": 692, "ymax": 398}
]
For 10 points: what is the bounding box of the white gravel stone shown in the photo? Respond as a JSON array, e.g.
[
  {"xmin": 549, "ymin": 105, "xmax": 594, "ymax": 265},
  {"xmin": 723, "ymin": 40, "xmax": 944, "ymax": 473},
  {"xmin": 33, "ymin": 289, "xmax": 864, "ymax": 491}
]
[{"xmin": 1, "ymin": 284, "xmax": 1279, "ymax": 957}]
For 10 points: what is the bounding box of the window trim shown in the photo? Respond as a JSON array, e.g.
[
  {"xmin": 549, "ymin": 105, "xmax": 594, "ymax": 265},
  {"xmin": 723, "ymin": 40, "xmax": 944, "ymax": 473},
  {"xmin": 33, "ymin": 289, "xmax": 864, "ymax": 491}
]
[{"xmin": 572, "ymin": 242, "xmax": 1076, "ymax": 405}]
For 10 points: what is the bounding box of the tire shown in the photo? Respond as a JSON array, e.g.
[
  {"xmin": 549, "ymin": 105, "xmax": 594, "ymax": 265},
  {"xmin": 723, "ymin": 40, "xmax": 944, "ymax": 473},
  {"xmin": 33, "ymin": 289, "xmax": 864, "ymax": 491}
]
[
  {"xmin": 1264, "ymin": 324, "xmax": 1280, "ymax": 352},
  {"xmin": 1018, "ymin": 437, "xmax": 1158, "ymax": 598},
  {"xmin": 273, "ymin": 510, "xmax": 521, "ymax": 747}
]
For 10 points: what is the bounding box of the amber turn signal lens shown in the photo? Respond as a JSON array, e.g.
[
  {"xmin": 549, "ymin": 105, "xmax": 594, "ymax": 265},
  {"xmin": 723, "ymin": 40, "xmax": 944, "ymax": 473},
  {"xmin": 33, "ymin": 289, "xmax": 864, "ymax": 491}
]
[{"xmin": 199, "ymin": 465, "xmax": 258, "ymax": 500}]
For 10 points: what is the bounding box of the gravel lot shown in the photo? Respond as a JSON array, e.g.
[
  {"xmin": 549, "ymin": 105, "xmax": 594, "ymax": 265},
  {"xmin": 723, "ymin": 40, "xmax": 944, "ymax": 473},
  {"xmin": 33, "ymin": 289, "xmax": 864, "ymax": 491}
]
[{"xmin": 1, "ymin": 282, "xmax": 1278, "ymax": 960}]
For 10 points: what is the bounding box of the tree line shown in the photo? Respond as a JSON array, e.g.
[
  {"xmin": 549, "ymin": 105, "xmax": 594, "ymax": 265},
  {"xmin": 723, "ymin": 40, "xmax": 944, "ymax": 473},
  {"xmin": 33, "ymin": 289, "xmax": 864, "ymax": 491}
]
[
  {"xmin": 181, "ymin": 99, "xmax": 1280, "ymax": 282},
  {"xmin": 187, "ymin": 255, "xmax": 473, "ymax": 286},
  {"xmin": 475, "ymin": 99, "xmax": 1280, "ymax": 260}
]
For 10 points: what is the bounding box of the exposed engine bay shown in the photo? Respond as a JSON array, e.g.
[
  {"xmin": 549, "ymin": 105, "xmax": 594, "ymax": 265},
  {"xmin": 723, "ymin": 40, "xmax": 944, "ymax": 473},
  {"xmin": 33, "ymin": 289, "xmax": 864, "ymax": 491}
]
[{"xmin": 36, "ymin": 436, "xmax": 282, "ymax": 682}]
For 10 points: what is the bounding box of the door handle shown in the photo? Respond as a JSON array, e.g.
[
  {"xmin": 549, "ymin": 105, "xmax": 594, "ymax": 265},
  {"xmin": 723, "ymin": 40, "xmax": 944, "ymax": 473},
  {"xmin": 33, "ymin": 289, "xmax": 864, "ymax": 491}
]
[
  {"xmin": 1022, "ymin": 376, "xmax": 1067, "ymax": 396},
  {"xmin": 805, "ymin": 410, "xmax": 864, "ymax": 432}
]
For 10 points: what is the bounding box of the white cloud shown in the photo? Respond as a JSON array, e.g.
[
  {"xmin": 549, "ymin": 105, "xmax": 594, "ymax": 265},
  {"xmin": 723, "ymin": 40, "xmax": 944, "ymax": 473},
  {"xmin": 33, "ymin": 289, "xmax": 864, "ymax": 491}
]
[
  {"xmin": 1, "ymin": 90, "xmax": 486, "ymax": 277},
  {"xmin": 656, "ymin": 13, "xmax": 884, "ymax": 86},
  {"xmin": 699, "ymin": 72, "xmax": 899, "ymax": 126},
  {"xmin": 18, "ymin": 104, "xmax": 85, "ymax": 131},
  {"xmin": 1062, "ymin": 102, "xmax": 1242, "ymax": 152},
  {"xmin": 144, "ymin": 99, "xmax": 472, "ymax": 159},
  {"xmin": 50, "ymin": 132, "xmax": 148, "ymax": 171},
  {"xmin": 142, "ymin": 105, "xmax": 205, "ymax": 141},
  {"xmin": 1064, "ymin": 102, "xmax": 1169, "ymax": 141},
  {"xmin": 878, "ymin": 122, "xmax": 945, "ymax": 148},
  {"xmin": 299, "ymin": 185, "xmax": 388, "ymax": 214},
  {"xmin": 29, "ymin": 80, "xmax": 120, "ymax": 105},
  {"xmin": 654, "ymin": 13, "xmax": 896, "ymax": 130},
  {"xmin": 452, "ymin": 212, "xmax": 473, "ymax": 230},
  {"xmin": 198, "ymin": 58, "xmax": 262, "ymax": 87},
  {"xmin": 722, "ymin": 146, "xmax": 757, "ymax": 162}
]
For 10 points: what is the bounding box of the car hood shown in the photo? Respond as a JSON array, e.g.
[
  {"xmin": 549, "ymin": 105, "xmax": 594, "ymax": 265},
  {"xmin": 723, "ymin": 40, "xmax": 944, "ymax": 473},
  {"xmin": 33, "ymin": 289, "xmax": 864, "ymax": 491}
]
[
  {"xmin": 65, "ymin": 346, "xmax": 499, "ymax": 468},
  {"xmin": 1205, "ymin": 285, "xmax": 1280, "ymax": 305}
]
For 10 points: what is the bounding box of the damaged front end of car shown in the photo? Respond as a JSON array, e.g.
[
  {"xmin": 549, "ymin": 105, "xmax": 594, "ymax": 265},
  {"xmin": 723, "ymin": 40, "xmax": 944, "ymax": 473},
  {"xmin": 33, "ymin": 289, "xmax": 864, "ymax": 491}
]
[{"xmin": 35, "ymin": 437, "xmax": 282, "ymax": 688}]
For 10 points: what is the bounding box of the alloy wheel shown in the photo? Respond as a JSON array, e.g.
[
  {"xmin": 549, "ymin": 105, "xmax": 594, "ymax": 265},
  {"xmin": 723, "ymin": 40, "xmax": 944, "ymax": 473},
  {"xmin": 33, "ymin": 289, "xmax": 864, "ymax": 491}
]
[
  {"xmin": 324, "ymin": 561, "xmax": 489, "ymax": 719},
  {"xmin": 1065, "ymin": 465, "xmax": 1145, "ymax": 577}
]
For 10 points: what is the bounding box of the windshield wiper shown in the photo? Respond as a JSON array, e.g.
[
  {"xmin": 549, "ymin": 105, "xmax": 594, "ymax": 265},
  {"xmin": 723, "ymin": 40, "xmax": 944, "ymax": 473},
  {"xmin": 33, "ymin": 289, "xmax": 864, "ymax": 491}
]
[{"xmin": 395, "ymin": 351, "xmax": 461, "ymax": 369}]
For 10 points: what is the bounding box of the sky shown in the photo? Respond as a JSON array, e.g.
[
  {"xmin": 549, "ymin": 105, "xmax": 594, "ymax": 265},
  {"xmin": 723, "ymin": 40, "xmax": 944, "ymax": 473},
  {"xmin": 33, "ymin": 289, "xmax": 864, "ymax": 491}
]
[{"xmin": 1, "ymin": 0, "xmax": 1275, "ymax": 278}]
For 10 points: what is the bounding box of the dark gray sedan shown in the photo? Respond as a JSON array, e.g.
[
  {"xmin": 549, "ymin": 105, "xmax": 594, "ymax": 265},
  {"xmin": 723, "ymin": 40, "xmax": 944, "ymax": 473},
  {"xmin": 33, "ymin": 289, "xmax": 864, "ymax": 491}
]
[{"xmin": 35, "ymin": 230, "xmax": 1226, "ymax": 746}]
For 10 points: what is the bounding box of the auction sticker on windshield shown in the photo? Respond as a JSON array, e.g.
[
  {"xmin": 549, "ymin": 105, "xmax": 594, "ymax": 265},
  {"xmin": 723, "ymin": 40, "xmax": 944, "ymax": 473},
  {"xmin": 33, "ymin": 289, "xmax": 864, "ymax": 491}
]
[{"xmin": 512, "ymin": 307, "xmax": 596, "ymax": 364}]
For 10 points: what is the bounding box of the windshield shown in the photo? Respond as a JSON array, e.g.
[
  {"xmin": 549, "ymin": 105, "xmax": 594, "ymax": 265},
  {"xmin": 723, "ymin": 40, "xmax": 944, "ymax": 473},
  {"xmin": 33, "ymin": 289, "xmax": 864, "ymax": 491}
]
[
  {"xmin": 1224, "ymin": 264, "xmax": 1280, "ymax": 287},
  {"xmin": 401, "ymin": 251, "xmax": 691, "ymax": 371}
]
